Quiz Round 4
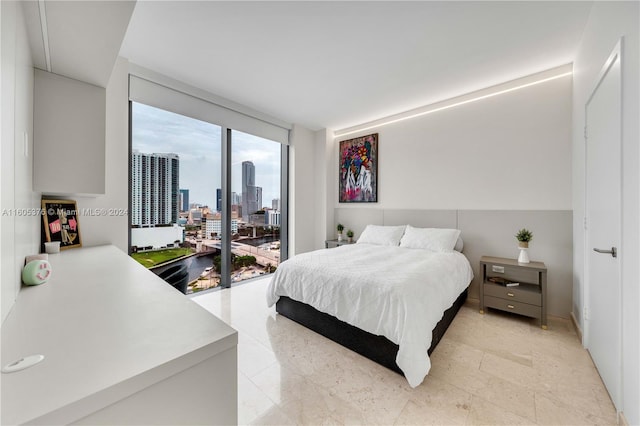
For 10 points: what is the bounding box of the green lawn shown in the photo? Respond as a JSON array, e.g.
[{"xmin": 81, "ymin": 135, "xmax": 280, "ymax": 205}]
[{"xmin": 131, "ymin": 248, "xmax": 194, "ymax": 268}]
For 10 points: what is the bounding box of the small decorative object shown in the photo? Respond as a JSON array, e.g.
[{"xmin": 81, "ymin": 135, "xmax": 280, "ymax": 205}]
[
  {"xmin": 42, "ymin": 198, "xmax": 82, "ymax": 250},
  {"xmin": 515, "ymin": 228, "xmax": 533, "ymax": 264},
  {"xmin": 346, "ymin": 229, "xmax": 354, "ymax": 243},
  {"xmin": 44, "ymin": 241, "xmax": 60, "ymax": 254},
  {"xmin": 26, "ymin": 253, "xmax": 48, "ymax": 263},
  {"xmin": 22, "ymin": 259, "xmax": 52, "ymax": 285},
  {"xmin": 339, "ymin": 133, "xmax": 378, "ymax": 203},
  {"xmin": 337, "ymin": 223, "xmax": 344, "ymax": 241}
]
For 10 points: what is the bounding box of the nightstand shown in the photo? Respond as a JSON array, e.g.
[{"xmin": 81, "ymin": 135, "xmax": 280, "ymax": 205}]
[
  {"xmin": 325, "ymin": 239, "xmax": 355, "ymax": 248},
  {"xmin": 479, "ymin": 256, "xmax": 547, "ymax": 329}
]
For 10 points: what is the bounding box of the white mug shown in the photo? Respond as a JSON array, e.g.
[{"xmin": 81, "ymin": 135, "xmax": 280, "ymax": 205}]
[{"xmin": 44, "ymin": 241, "xmax": 61, "ymax": 254}]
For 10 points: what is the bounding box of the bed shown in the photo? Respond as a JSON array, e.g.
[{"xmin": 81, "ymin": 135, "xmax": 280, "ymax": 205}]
[{"xmin": 266, "ymin": 225, "xmax": 474, "ymax": 388}]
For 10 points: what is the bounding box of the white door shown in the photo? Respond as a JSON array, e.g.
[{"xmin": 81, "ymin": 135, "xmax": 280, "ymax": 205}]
[{"xmin": 585, "ymin": 41, "xmax": 622, "ymax": 409}]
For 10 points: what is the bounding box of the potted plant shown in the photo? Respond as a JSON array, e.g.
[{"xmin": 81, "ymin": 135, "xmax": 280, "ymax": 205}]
[
  {"xmin": 346, "ymin": 229, "xmax": 354, "ymax": 243},
  {"xmin": 516, "ymin": 228, "xmax": 533, "ymax": 247},
  {"xmin": 515, "ymin": 228, "xmax": 533, "ymax": 263},
  {"xmin": 337, "ymin": 223, "xmax": 344, "ymax": 241}
]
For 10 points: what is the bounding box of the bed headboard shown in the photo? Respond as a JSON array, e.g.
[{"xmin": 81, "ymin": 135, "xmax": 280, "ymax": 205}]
[
  {"xmin": 334, "ymin": 209, "xmax": 457, "ymax": 240},
  {"xmin": 381, "ymin": 209, "xmax": 457, "ymax": 229}
]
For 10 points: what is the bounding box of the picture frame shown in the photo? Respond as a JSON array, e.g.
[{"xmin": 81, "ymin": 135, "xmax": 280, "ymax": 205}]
[
  {"xmin": 41, "ymin": 198, "xmax": 82, "ymax": 250},
  {"xmin": 339, "ymin": 133, "xmax": 378, "ymax": 203}
]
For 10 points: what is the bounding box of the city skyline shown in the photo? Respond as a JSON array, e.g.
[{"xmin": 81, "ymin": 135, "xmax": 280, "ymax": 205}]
[{"xmin": 132, "ymin": 102, "xmax": 281, "ymax": 209}]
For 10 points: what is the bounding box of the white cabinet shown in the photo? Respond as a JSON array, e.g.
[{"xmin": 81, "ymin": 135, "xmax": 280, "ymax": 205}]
[
  {"xmin": 33, "ymin": 69, "xmax": 105, "ymax": 195},
  {"xmin": 1, "ymin": 246, "xmax": 238, "ymax": 425}
]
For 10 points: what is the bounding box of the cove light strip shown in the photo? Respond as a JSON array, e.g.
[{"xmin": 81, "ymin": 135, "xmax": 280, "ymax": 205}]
[
  {"xmin": 335, "ymin": 69, "xmax": 573, "ymax": 138},
  {"xmin": 38, "ymin": 0, "xmax": 52, "ymax": 72}
]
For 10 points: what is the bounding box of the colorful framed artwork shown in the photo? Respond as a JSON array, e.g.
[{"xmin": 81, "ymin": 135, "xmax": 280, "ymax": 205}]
[
  {"xmin": 339, "ymin": 133, "xmax": 378, "ymax": 203},
  {"xmin": 41, "ymin": 198, "xmax": 82, "ymax": 250}
]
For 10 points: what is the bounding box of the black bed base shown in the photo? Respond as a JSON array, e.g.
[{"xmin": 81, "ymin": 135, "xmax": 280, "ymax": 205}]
[{"xmin": 275, "ymin": 288, "xmax": 468, "ymax": 375}]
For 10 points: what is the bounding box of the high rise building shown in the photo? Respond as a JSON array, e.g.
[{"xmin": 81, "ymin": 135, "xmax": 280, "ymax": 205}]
[
  {"xmin": 256, "ymin": 187, "xmax": 263, "ymax": 211},
  {"xmin": 179, "ymin": 189, "xmax": 189, "ymax": 212},
  {"xmin": 242, "ymin": 161, "xmax": 255, "ymax": 187},
  {"xmin": 218, "ymin": 191, "xmax": 243, "ymax": 213},
  {"xmin": 268, "ymin": 210, "xmax": 281, "ymax": 227},
  {"xmin": 272, "ymin": 198, "xmax": 280, "ymax": 211},
  {"xmin": 245, "ymin": 185, "xmax": 258, "ymax": 219},
  {"xmin": 242, "ymin": 161, "xmax": 256, "ymax": 221},
  {"xmin": 205, "ymin": 212, "xmax": 238, "ymax": 238},
  {"xmin": 131, "ymin": 151, "xmax": 179, "ymax": 226},
  {"xmin": 231, "ymin": 204, "xmax": 242, "ymax": 220}
]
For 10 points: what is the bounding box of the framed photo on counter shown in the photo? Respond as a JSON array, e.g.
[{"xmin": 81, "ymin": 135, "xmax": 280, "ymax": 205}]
[{"xmin": 41, "ymin": 198, "xmax": 82, "ymax": 250}]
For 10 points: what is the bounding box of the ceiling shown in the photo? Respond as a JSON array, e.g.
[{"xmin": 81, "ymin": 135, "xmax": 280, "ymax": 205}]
[
  {"xmin": 23, "ymin": 1, "xmax": 135, "ymax": 88},
  {"xmin": 120, "ymin": 1, "xmax": 593, "ymax": 131}
]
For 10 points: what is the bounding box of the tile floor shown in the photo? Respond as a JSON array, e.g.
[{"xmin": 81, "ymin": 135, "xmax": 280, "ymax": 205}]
[{"xmin": 193, "ymin": 277, "xmax": 617, "ymax": 425}]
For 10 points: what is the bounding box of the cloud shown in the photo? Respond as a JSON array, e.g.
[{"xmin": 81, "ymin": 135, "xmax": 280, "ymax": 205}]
[{"xmin": 132, "ymin": 102, "xmax": 282, "ymax": 208}]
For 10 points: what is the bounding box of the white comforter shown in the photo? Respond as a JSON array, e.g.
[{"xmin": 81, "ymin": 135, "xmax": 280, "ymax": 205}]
[{"xmin": 266, "ymin": 243, "xmax": 473, "ymax": 387}]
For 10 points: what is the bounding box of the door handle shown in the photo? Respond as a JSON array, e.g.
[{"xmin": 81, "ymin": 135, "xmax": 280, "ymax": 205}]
[{"xmin": 593, "ymin": 247, "xmax": 617, "ymax": 258}]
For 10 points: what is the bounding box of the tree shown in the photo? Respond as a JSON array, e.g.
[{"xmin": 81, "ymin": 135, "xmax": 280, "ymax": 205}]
[{"xmin": 232, "ymin": 255, "xmax": 256, "ymax": 269}]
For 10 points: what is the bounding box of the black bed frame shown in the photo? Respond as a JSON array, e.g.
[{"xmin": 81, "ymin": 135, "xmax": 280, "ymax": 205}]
[{"xmin": 275, "ymin": 288, "xmax": 468, "ymax": 375}]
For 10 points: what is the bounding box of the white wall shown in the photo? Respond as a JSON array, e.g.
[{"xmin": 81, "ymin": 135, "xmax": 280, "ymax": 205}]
[
  {"xmin": 1, "ymin": 1, "xmax": 39, "ymax": 324},
  {"xmin": 331, "ymin": 73, "xmax": 572, "ymax": 211},
  {"xmin": 289, "ymin": 124, "xmax": 317, "ymax": 255},
  {"xmin": 317, "ymin": 71, "xmax": 573, "ymax": 251},
  {"xmin": 571, "ymin": 2, "xmax": 639, "ymax": 423},
  {"xmin": 313, "ymin": 128, "xmax": 336, "ymax": 250},
  {"xmin": 75, "ymin": 57, "xmax": 129, "ymax": 253}
]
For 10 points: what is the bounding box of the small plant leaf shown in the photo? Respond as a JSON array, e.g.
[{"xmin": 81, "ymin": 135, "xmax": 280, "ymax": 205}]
[{"xmin": 515, "ymin": 228, "xmax": 533, "ymax": 242}]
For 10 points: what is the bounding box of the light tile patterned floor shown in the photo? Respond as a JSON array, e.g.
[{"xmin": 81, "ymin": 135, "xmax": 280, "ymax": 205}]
[{"xmin": 193, "ymin": 277, "xmax": 617, "ymax": 425}]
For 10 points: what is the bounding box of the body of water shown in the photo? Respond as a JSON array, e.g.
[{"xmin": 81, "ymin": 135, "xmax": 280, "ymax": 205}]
[
  {"xmin": 241, "ymin": 235, "xmax": 278, "ymax": 247},
  {"xmin": 151, "ymin": 236, "xmax": 278, "ymax": 284},
  {"xmin": 152, "ymin": 252, "xmax": 217, "ymax": 282}
]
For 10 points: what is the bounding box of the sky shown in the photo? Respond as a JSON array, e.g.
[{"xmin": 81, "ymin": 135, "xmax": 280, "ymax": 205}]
[{"xmin": 132, "ymin": 102, "xmax": 281, "ymax": 209}]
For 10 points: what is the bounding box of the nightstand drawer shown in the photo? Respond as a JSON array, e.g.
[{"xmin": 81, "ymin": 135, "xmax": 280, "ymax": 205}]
[
  {"xmin": 484, "ymin": 295, "xmax": 541, "ymax": 319},
  {"xmin": 483, "ymin": 283, "xmax": 541, "ymax": 306},
  {"xmin": 486, "ymin": 264, "xmax": 539, "ymax": 284}
]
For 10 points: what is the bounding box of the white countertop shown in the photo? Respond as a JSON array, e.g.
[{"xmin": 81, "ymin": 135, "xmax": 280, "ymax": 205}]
[{"xmin": 1, "ymin": 245, "xmax": 237, "ymax": 425}]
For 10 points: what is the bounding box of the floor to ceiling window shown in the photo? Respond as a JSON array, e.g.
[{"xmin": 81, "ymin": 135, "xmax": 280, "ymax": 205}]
[
  {"xmin": 130, "ymin": 101, "xmax": 223, "ymax": 294},
  {"xmin": 230, "ymin": 130, "xmax": 282, "ymax": 284},
  {"xmin": 129, "ymin": 89, "xmax": 288, "ymax": 294}
]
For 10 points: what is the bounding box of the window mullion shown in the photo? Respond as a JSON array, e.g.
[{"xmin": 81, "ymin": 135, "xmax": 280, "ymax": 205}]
[{"xmin": 220, "ymin": 127, "xmax": 232, "ymax": 288}]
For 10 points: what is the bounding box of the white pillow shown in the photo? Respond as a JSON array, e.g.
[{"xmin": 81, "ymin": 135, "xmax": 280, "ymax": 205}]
[
  {"xmin": 356, "ymin": 225, "xmax": 406, "ymax": 246},
  {"xmin": 454, "ymin": 236, "xmax": 464, "ymax": 252},
  {"xmin": 399, "ymin": 226, "xmax": 462, "ymax": 252}
]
